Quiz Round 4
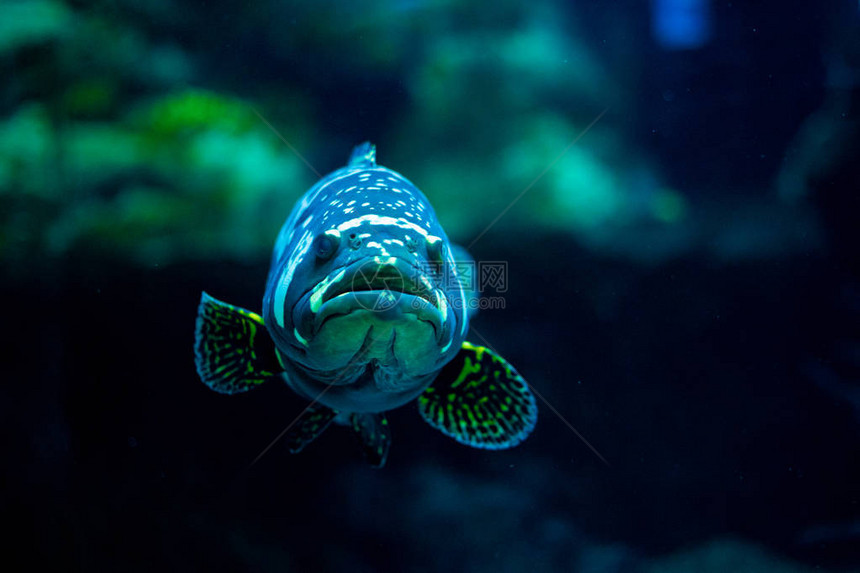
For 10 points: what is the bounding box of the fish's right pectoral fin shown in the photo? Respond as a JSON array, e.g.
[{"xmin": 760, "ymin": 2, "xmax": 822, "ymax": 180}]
[
  {"xmin": 194, "ymin": 291, "xmax": 283, "ymax": 394},
  {"xmin": 417, "ymin": 341, "xmax": 537, "ymax": 449}
]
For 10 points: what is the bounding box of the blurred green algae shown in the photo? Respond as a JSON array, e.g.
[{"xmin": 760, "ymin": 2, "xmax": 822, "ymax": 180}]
[
  {"xmin": 1, "ymin": 0, "xmax": 815, "ymax": 272},
  {"xmin": 1, "ymin": 87, "xmax": 313, "ymax": 266},
  {"xmin": 0, "ymin": 1, "xmax": 72, "ymax": 54}
]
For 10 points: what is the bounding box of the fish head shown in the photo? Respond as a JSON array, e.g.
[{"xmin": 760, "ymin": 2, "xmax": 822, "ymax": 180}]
[{"xmin": 263, "ymin": 172, "xmax": 470, "ymax": 402}]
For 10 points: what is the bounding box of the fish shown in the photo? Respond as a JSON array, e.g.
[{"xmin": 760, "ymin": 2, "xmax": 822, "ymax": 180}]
[{"xmin": 194, "ymin": 142, "xmax": 537, "ymax": 467}]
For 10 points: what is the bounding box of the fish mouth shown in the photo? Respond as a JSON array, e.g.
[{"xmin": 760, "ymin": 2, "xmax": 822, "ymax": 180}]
[{"xmin": 303, "ymin": 257, "xmax": 447, "ymax": 340}]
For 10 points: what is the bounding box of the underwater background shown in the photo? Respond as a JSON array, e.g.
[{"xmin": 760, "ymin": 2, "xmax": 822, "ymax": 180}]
[{"xmin": 3, "ymin": 0, "xmax": 860, "ymax": 571}]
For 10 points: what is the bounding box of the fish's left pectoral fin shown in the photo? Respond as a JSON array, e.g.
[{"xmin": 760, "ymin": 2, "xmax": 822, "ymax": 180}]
[
  {"xmin": 417, "ymin": 341, "xmax": 538, "ymax": 449},
  {"xmin": 194, "ymin": 292, "xmax": 282, "ymax": 394},
  {"xmin": 350, "ymin": 412, "xmax": 391, "ymax": 468}
]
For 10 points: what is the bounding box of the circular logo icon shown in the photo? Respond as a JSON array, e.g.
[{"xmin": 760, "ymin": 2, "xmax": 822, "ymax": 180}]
[{"xmin": 350, "ymin": 260, "xmax": 407, "ymax": 312}]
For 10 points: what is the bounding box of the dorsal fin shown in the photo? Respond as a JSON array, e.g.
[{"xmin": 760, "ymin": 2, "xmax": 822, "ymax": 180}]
[{"xmin": 348, "ymin": 141, "xmax": 376, "ymax": 168}]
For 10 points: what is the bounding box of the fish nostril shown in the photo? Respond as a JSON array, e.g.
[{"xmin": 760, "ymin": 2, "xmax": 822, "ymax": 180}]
[
  {"xmin": 348, "ymin": 232, "xmax": 362, "ymax": 249},
  {"xmin": 405, "ymin": 237, "xmax": 417, "ymax": 253},
  {"xmin": 314, "ymin": 229, "xmax": 341, "ymax": 260},
  {"xmin": 425, "ymin": 235, "xmax": 444, "ymax": 263}
]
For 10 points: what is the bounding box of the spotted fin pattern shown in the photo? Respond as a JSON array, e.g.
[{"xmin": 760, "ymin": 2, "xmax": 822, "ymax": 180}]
[
  {"xmin": 194, "ymin": 292, "xmax": 281, "ymax": 394},
  {"xmin": 286, "ymin": 405, "xmax": 338, "ymax": 453},
  {"xmin": 417, "ymin": 341, "xmax": 537, "ymax": 449},
  {"xmin": 350, "ymin": 412, "xmax": 391, "ymax": 468}
]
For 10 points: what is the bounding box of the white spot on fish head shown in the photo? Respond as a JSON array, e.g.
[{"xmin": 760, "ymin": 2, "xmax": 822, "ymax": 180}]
[
  {"xmin": 336, "ymin": 214, "xmax": 429, "ymax": 237},
  {"xmin": 364, "ymin": 240, "xmax": 390, "ymax": 257}
]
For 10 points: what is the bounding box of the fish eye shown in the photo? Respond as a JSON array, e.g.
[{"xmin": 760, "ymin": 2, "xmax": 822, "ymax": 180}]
[{"xmin": 314, "ymin": 229, "xmax": 341, "ymax": 260}]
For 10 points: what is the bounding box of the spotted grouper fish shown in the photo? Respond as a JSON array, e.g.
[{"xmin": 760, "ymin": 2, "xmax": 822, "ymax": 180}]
[{"xmin": 194, "ymin": 143, "xmax": 537, "ymax": 467}]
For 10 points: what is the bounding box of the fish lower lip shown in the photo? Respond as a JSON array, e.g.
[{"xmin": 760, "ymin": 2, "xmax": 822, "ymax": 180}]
[{"xmin": 313, "ymin": 291, "xmax": 443, "ymax": 339}]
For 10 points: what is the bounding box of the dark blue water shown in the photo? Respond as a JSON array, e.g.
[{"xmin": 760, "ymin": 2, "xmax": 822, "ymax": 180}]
[{"xmin": 3, "ymin": 1, "xmax": 859, "ymax": 571}]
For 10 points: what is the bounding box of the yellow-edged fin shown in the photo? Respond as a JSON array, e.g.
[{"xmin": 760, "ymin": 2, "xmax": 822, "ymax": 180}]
[
  {"xmin": 417, "ymin": 341, "xmax": 537, "ymax": 449},
  {"xmin": 350, "ymin": 412, "xmax": 391, "ymax": 468},
  {"xmin": 194, "ymin": 292, "xmax": 282, "ymax": 394}
]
